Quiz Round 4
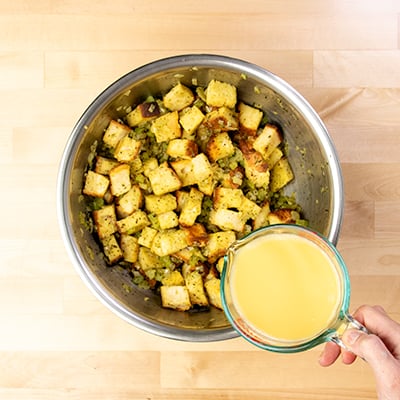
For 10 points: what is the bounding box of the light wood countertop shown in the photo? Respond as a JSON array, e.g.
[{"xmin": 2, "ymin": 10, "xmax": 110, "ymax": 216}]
[{"xmin": 1, "ymin": 1, "xmax": 400, "ymax": 398}]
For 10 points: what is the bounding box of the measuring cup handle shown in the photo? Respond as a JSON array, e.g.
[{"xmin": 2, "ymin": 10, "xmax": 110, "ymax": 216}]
[{"xmin": 330, "ymin": 313, "xmax": 369, "ymax": 350}]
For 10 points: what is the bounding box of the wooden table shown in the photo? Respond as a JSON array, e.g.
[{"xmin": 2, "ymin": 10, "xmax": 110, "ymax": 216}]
[{"xmin": 1, "ymin": 1, "xmax": 399, "ymax": 398}]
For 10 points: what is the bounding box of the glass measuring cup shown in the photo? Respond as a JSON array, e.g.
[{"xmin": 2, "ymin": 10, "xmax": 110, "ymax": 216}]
[{"xmin": 221, "ymin": 224, "xmax": 368, "ymax": 353}]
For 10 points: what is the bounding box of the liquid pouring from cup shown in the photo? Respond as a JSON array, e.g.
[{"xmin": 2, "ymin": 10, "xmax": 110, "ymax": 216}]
[{"xmin": 221, "ymin": 224, "xmax": 369, "ymax": 353}]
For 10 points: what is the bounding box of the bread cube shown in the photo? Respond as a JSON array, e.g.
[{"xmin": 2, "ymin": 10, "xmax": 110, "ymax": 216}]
[
  {"xmin": 138, "ymin": 246, "xmax": 163, "ymax": 270},
  {"xmin": 238, "ymin": 102, "xmax": 263, "ymax": 135},
  {"xmin": 138, "ymin": 226, "xmax": 158, "ymax": 248},
  {"xmin": 161, "ymin": 270, "xmax": 185, "ymax": 286},
  {"xmin": 267, "ymin": 209, "xmax": 299, "ymax": 225},
  {"xmin": 204, "ymin": 107, "xmax": 238, "ymax": 131},
  {"xmin": 209, "ymin": 208, "xmax": 245, "ymax": 232},
  {"xmin": 206, "ymin": 132, "xmax": 235, "ymax": 162},
  {"xmin": 142, "ymin": 158, "xmax": 158, "ymax": 177},
  {"xmin": 181, "ymin": 223, "xmax": 208, "ymax": 247},
  {"xmin": 150, "ymin": 111, "xmax": 181, "ymax": 143},
  {"xmin": 92, "ymin": 205, "xmax": 117, "ymax": 239},
  {"xmin": 151, "ymin": 229, "xmax": 188, "ymax": 257},
  {"xmin": 179, "ymin": 106, "xmax": 205, "ymax": 134},
  {"xmin": 205, "ymin": 79, "xmax": 237, "ymax": 108},
  {"xmin": 239, "ymin": 196, "xmax": 262, "ymax": 221},
  {"xmin": 158, "ymin": 210, "xmax": 179, "ymax": 230},
  {"xmin": 145, "ymin": 193, "xmax": 177, "ymax": 215},
  {"xmin": 109, "ymin": 164, "xmax": 131, "ymax": 196},
  {"xmin": 103, "ymin": 120, "xmax": 131, "ymax": 148},
  {"xmin": 160, "ymin": 285, "xmax": 191, "ymax": 311},
  {"xmin": 203, "ymin": 231, "xmax": 236, "ymax": 263},
  {"xmin": 101, "ymin": 234, "xmax": 123, "ymax": 264},
  {"xmin": 253, "ymin": 201, "xmax": 271, "ymax": 230},
  {"xmin": 148, "ymin": 162, "xmax": 182, "ymax": 196},
  {"xmin": 270, "ymin": 157, "xmax": 294, "ymax": 192},
  {"xmin": 116, "ymin": 185, "xmax": 143, "ymax": 218},
  {"xmin": 126, "ymin": 101, "xmax": 160, "ymax": 127},
  {"xmin": 120, "ymin": 234, "xmax": 139, "ymax": 263},
  {"xmin": 95, "ymin": 156, "xmax": 119, "ymax": 175},
  {"xmin": 166, "ymin": 139, "xmax": 198, "ymax": 159},
  {"xmin": 266, "ymin": 147, "xmax": 283, "ymax": 169},
  {"xmin": 213, "ymin": 187, "xmax": 243, "ymax": 209},
  {"xmin": 252, "ymin": 124, "xmax": 282, "ymax": 159},
  {"xmin": 185, "ymin": 271, "xmax": 209, "ymax": 307},
  {"xmin": 191, "ymin": 153, "xmax": 213, "ymax": 183},
  {"xmin": 170, "ymin": 159, "xmax": 197, "ymax": 187},
  {"xmin": 204, "ymin": 278, "xmax": 222, "ymax": 309},
  {"xmin": 116, "ymin": 210, "xmax": 150, "ymax": 234},
  {"xmin": 83, "ymin": 170, "xmax": 110, "ymax": 198},
  {"xmin": 114, "ymin": 136, "xmax": 141, "ymax": 163},
  {"xmin": 241, "ymin": 145, "xmax": 270, "ymax": 188},
  {"xmin": 163, "ymin": 83, "xmax": 195, "ymax": 111},
  {"xmin": 179, "ymin": 187, "xmax": 204, "ymax": 227},
  {"xmin": 197, "ymin": 175, "xmax": 216, "ymax": 196}
]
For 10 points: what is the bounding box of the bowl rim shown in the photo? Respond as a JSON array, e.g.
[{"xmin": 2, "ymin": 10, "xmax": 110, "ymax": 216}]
[{"xmin": 57, "ymin": 53, "xmax": 344, "ymax": 342}]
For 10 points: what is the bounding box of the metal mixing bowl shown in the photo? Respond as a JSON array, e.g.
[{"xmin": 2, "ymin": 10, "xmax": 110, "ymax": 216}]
[{"xmin": 57, "ymin": 54, "xmax": 343, "ymax": 342}]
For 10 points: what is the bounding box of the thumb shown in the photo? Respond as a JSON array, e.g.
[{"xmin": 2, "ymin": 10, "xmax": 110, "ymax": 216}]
[{"xmin": 343, "ymin": 329, "xmax": 399, "ymax": 384}]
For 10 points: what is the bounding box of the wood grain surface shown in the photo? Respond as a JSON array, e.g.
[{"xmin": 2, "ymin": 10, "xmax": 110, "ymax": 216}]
[{"xmin": 1, "ymin": 1, "xmax": 400, "ymax": 399}]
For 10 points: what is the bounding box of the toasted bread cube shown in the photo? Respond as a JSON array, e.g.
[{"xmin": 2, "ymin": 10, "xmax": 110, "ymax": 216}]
[
  {"xmin": 166, "ymin": 139, "xmax": 198, "ymax": 159},
  {"xmin": 95, "ymin": 156, "xmax": 119, "ymax": 175},
  {"xmin": 143, "ymin": 158, "xmax": 158, "ymax": 177},
  {"xmin": 239, "ymin": 196, "xmax": 262, "ymax": 221},
  {"xmin": 213, "ymin": 187, "xmax": 243, "ymax": 209},
  {"xmin": 120, "ymin": 234, "xmax": 139, "ymax": 263},
  {"xmin": 150, "ymin": 111, "xmax": 181, "ymax": 143},
  {"xmin": 175, "ymin": 190, "xmax": 190, "ymax": 212},
  {"xmin": 206, "ymin": 79, "xmax": 237, "ymax": 108},
  {"xmin": 126, "ymin": 102, "xmax": 160, "ymax": 127},
  {"xmin": 160, "ymin": 285, "xmax": 191, "ymax": 311},
  {"xmin": 203, "ymin": 231, "xmax": 236, "ymax": 263},
  {"xmin": 114, "ymin": 136, "xmax": 141, "ymax": 163},
  {"xmin": 270, "ymin": 157, "xmax": 294, "ymax": 192},
  {"xmin": 116, "ymin": 210, "xmax": 150, "ymax": 235},
  {"xmin": 138, "ymin": 226, "xmax": 158, "ymax": 248},
  {"xmin": 116, "ymin": 185, "xmax": 143, "ymax": 218},
  {"xmin": 151, "ymin": 229, "xmax": 188, "ymax": 257},
  {"xmin": 206, "ymin": 132, "xmax": 235, "ymax": 162},
  {"xmin": 192, "ymin": 153, "xmax": 213, "ymax": 183},
  {"xmin": 216, "ymin": 257, "xmax": 225, "ymax": 274},
  {"xmin": 241, "ymin": 146, "xmax": 270, "ymax": 189},
  {"xmin": 253, "ymin": 124, "xmax": 282, "ymax": 159},
  {"xmin": 138, "ymin": 246, "xmax": 163, "ymax": 270},
  {"xmin": 198, "ymin": 176, "xmax": 216, "ymax": 196},
  {"xmin": 103, "ymin": 120, "xmax": 131, "ymax": 148},
  {"xmin": 163, "ymin": 83, "xmax": 195, "ymax": 111},
  {"xmin": 170, "ymin": 159, "xmax": 197, "ymax": 187},
  {"xmin": 268, "ymin": 209, "xmax": 299, "ymax": 225},
  {"xmin": 266, "ymin": 147, "xmax": 283, "ymax": 169},
  {"xmin": 204, "ymin": 107, "xmax": 238, "ymax": 131},
  {"xmin": 182, "ymin": 223, "xmax": 208, "ymax": 247},
  {"xmin": 204, "ymin": 277, "xmax": 222, "ymax": 309},
  {"xmin": 109, "ymin": 164, "xmax": 131, "ymax": 196},
  {"xmin": 179, "ymin": 187, "xmax": 204, "ymax": 227},
  {"xmin": 92, "ymin": 205, "xmax": 117, "ymax": 239},
  {"xmin": 238, "ymin": 102, "xmax": 263, "ymax": 135},
  {"xmin": 253, "ymin": 201, "xmax": 271, "ymax": 230},
  {"xmin": 185, "ymin": 271, "xmax": 209, "ymax": 307},
  {"xmin": 161, "ymin": 270, "xmax": 185, "ymax": 286},
  {"xmin": 83, "ymin": 170, "xmax": 110, "ymax": 198},
  {"xmin": 209, "ymin": 208, "xmax": 245, "ymax": 232},
  {"xmin": 148, "ymin": 162, "xmax": 182, "ymax": 196},
  {"xmin": 158, "ymin": 210, "xmax": 179, "ymax": 230},
  {"xmin": 179, "ymin": 106, "xmax": 205, "ymax": 134},
  {"xmin": 144, "ymin": 193, "xmax": 177, "ymax": 215},
  {"xmin": 101, "ymin": 234, "xmax": 123, "ymax": 264}
]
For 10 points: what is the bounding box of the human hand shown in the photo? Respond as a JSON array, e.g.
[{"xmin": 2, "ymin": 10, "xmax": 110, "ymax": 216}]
[{"xmin": 319, "ymin": 305, "xmax": 400, "ymax": 400}]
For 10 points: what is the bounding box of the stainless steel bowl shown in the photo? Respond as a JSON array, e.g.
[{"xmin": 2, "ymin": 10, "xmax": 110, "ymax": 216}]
[{"xmin": 57, "ymin": 54, "xmax": 343, "ymax": 342}]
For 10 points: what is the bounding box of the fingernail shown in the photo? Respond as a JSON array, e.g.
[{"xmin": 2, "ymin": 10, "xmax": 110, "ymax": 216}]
[{"xmin": 343, "ymin": 329, "xmax": 361, "ymax": 345}]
